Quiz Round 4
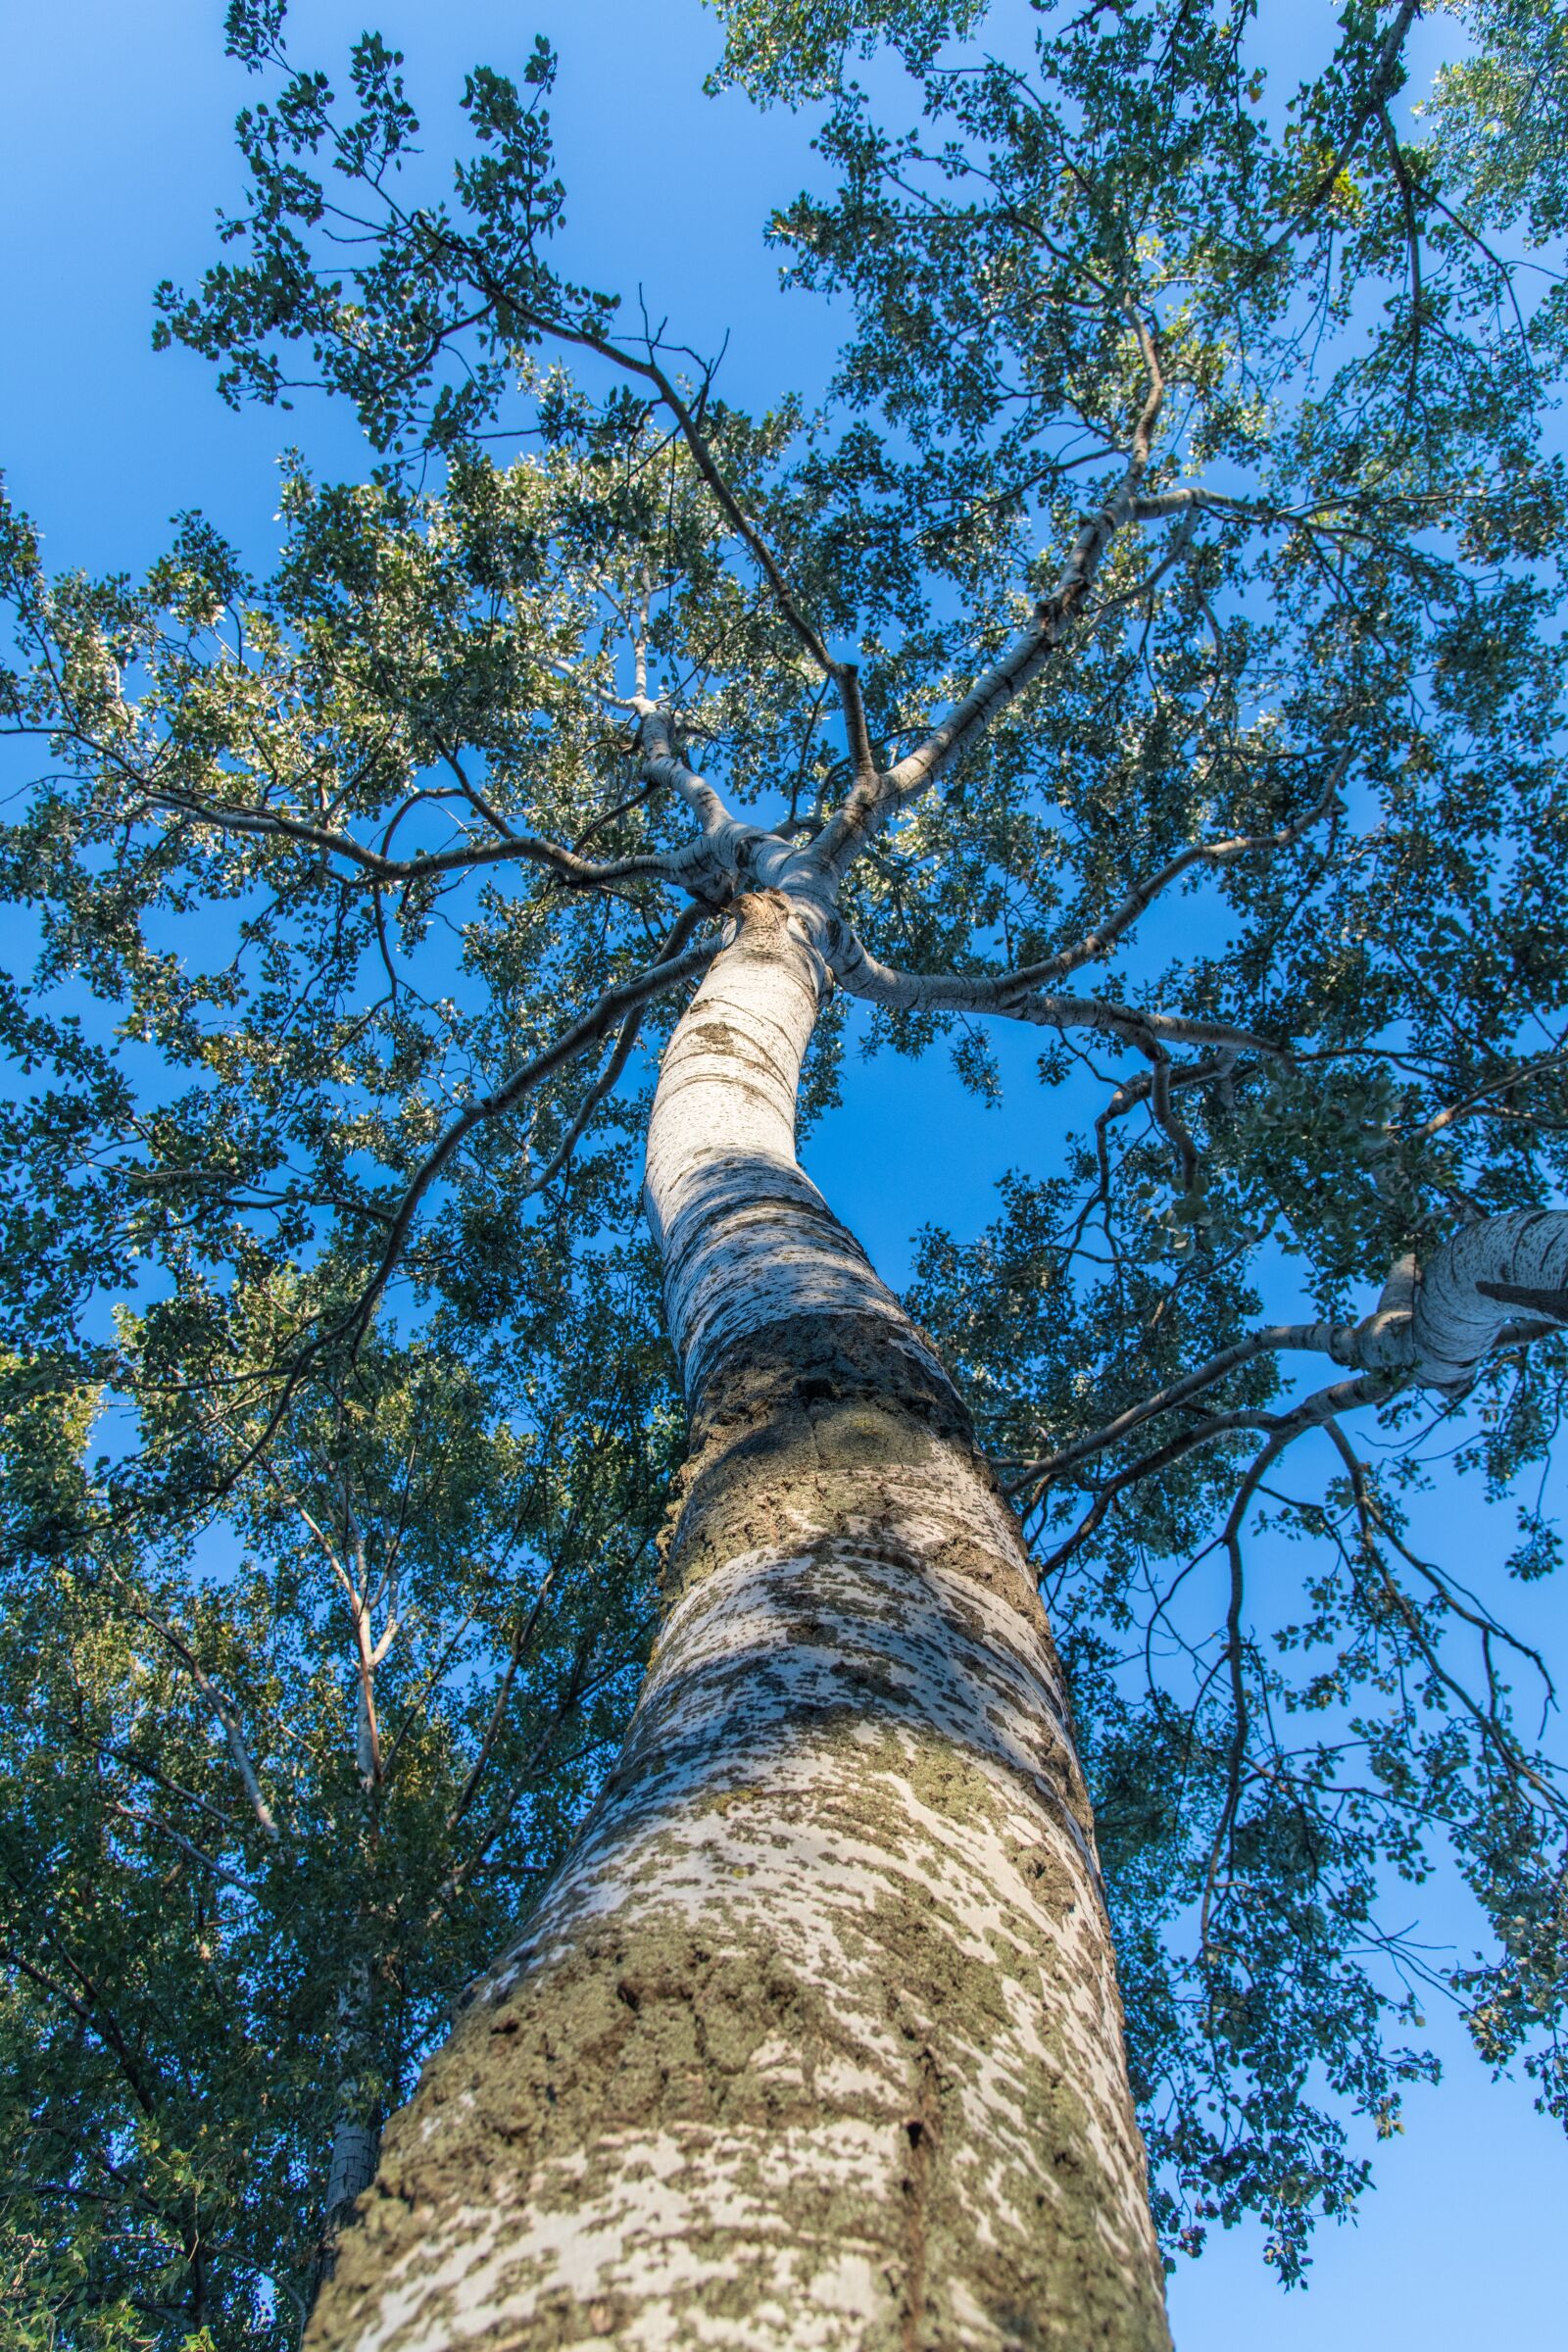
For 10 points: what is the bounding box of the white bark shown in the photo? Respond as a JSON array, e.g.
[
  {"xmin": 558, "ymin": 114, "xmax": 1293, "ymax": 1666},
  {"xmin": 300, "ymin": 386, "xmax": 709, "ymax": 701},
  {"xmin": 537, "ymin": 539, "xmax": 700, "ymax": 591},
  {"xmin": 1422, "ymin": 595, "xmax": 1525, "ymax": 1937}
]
[
  {"xmin": 310, "ymin": 891, "xmax": 1170, "ymax": 2352},
  {"xmin": 1409, "ymin": 1207, "xmax": 1568, "ymax": 1390},
  {"xmin": 828, "ymin": 925, "xmax": 1279, "ymax": 1056},
  {"xmin": 643, "ymin": 892, "xmax": 942, "ymax": 1404},
  {"xmin": 312, "ymin": 1955, "xmax": 385, "ymax": 2310},
  {"xmin": 1277, "ymin": 1212, "xmax": 1568, "ymax": 1393}
]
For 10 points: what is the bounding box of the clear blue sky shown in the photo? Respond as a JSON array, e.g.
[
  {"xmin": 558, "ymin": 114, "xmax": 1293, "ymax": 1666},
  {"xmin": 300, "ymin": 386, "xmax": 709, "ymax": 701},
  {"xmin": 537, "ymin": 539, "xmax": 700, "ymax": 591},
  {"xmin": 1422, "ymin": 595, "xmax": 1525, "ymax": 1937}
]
[{"xmin": 2, "ymin": 4, "xmax": 1564, "ymax": 2343}]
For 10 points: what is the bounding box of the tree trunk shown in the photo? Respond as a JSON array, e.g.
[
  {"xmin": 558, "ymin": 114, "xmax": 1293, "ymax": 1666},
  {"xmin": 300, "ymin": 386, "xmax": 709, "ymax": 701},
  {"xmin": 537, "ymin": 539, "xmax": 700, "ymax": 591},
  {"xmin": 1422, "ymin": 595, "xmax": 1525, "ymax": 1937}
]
[
  {"xmin": 309, "ymin": 1956, "xmax": 384, "ymax": 2312},
  {"xmin": 312, "ymin": 2115, "xmax": 383, "ymax": 2300},
  {"xmin": 307, "ymin": 892, "xmax": 1171, "ymax": 2352}
]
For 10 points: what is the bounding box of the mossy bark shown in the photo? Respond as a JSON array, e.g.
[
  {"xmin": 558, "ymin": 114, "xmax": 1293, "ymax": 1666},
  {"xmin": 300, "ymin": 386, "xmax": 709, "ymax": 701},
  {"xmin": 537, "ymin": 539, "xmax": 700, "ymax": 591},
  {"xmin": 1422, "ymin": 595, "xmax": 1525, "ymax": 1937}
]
[{"xmin": 307, "ymin": 898, "xmax": 1171, "ymax": 2352}]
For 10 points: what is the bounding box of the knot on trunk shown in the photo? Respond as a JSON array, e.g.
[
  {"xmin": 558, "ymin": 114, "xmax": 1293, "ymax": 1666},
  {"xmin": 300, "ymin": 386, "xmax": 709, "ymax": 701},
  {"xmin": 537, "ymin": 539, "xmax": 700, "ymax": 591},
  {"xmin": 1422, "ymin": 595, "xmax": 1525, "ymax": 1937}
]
[{"xmin": 723, "ymin": 888, "xmax": 837, "ymax": 1001}]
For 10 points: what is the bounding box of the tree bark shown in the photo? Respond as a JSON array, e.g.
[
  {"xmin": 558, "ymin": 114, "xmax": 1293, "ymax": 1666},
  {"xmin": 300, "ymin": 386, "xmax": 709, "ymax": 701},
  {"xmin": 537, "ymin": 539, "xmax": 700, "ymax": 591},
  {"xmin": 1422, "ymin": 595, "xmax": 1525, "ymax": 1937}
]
[
  {"xmin": 307, "ymin": 892, "xmax": 1171, "ymax": 2352},
  {"xmin": 313, "ymin": 2115, "xmax": 384, "ymax": 2301},
  {"xmin": 309, "ymin": 1956, "xmax": 384, "ymax": 2312}
]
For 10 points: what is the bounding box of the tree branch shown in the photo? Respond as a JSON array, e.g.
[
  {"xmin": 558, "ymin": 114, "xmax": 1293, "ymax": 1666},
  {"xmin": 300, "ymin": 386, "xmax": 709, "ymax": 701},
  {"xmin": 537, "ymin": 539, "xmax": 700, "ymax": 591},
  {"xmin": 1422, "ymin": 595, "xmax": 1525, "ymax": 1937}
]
[
  {"xmin": 1327, "ymin": 1421, "xmax": 1566, "ymax": 1817},
  {"xmin": 334, "ymin": 928, "xmax": 716, "ymax": 1348},
  {"xmin": 1249, "ymin": 1, "xmax": 1422, "ymax": 275},
  {"xmin": 144, "ymin": 781, "xmax": 677, "ymax": 896},
  {"xmin": 100, "ymin": 1566, "xmax": 281, "ymax": 1843},
  {"xmin": 1013, "ymin": 1209, "xmax": 1568, "ymax": 1548},
  {"xmin": 811, "ymin": 306, "xmax": 1169, "ymax": 869},
  {"xmin": 108, "ymin": 1801, "xmax": 253, "ymax": 1893},
  {"xmin": 1020, "ymin": 1372, "xmax": 1399, "ymax": 1567},
  {"xmin": 1015, "ymin": 1325, "xmax": 1387, "ymax": 1491},
  {"xmin": 1029, "ymin": 761, "xmax": 1346, "ymax": 985},
  {"xmin": 830, "ymin": 927, "xmax": 1282, "ymax": 1057},
  {"xmin": 444, "ymin": 242, "xmax": 839, "ymax": 680}
]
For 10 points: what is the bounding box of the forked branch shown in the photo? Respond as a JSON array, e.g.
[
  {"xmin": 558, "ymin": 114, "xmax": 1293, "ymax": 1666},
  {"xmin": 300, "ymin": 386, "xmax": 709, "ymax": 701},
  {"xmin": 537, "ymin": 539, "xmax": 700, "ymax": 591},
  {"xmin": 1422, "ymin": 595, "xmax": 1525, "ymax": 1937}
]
[
  {"xmin": 1014, "ymin": 1211, "xmax": 1568, "ymax": 1544},
  {"xmin": 812, "ymin": 306, "xmax": 1170, "ymax": 870},
  {"xmin": 141, "ymin": 780, "xmax": 678, "ymax": 896}
]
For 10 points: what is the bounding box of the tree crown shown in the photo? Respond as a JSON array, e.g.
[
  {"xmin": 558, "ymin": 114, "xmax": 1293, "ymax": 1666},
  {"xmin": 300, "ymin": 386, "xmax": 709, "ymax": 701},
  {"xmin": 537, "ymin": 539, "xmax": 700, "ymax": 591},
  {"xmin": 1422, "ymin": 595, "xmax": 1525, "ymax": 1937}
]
[{"xmin": 4, "ymin": 0, "xmax": 1568, "ymax": 2330}]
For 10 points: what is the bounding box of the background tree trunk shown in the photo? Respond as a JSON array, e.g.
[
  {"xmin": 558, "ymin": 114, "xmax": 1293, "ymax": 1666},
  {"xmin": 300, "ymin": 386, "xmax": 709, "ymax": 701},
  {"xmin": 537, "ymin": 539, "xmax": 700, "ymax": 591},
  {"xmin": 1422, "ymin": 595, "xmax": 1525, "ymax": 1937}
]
[
  {"xmin": 312, "ymin": 2114, "xmax": 383, "ymax": 2306},
  {"xmin": 307, "ymin": 895, "xmax": 1171, "ymax": 2352},
  {"xmin": 310, "ymin": 1949, "xmax": 384, "ymax": 2308}
]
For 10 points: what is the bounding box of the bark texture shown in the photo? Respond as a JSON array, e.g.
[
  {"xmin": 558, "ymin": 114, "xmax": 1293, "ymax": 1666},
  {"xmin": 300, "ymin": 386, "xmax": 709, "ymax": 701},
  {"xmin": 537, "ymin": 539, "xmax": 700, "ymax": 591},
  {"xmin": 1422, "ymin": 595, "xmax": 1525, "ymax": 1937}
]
[
  {"xmin": 1410, "ymin": 1208, "xmax": 1568, "ymax": 1388},
  {"xmin": 308, "ymin": 896, "xmax": 1170, "ymax": 2352},
  {"xmin": 326, "ymin": 2121, "xmax": 384, "ymax": 2227}
]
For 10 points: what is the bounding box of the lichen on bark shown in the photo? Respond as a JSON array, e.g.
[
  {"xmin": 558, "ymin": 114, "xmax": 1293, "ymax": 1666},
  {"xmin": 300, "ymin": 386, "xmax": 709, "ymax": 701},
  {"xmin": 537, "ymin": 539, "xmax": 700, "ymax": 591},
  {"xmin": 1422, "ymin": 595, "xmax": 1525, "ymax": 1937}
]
[{"xmin": 308, "ymin": 906, "xmax": 1171, "ymax": 2352}]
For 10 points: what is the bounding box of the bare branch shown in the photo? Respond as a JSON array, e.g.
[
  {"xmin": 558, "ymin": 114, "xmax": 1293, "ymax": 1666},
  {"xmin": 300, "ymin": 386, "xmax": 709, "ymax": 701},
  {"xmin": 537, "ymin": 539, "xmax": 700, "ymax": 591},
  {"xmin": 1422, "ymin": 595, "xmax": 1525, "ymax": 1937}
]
[
  {"xmin": 444, "ymin": 1565, "xmax": 560, "ymax": 1836},
  {"xmin": 1408, "ymin": 1049, "xmax": 1568, "ymax": 1145},
  {"xmin": 1014, "ymin": 1209, "xmax": 1568, "ymax": 1517},
  {"xmin": 581, "ymin": 347, "xmax": 834, "ymax": 675},
  {"xmin": 142, "ymin": 781, "xmax": 677, "ymax": 897},
  {"xmin": 1150, "ymin": 1054, "xmax": 1200, "ymax": 1192},
  {"xmin": 1016, "ymin": 1325, "xmax": 1379, "ymax": 1489},
  {"xmin": 1024, "ymin": 1370, "xmax": 1400, "ymax": 1573},
  {"xmin": 521, "ymin": 904, "xmax": 706, "ymax": 1199},
  {"xmin": 1327, "ymin": 1422, "xmax": 1566, "ymax": 1818},
  {"xmin": 830, "ymin": 926, "xmax": 1283, "ymax": 1057}
]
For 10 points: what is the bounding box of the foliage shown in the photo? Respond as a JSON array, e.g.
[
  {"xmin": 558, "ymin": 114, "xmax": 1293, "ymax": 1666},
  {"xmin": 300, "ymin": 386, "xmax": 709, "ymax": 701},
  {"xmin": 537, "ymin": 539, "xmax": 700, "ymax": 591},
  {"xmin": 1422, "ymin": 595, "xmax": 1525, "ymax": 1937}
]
[
  {"xmin": 0, "ymin": 1304, "xmax": 674, "ymax": 2343},
  {"xmin": 4, "ymin": 0, "xmax": 1568, "ymax": 2333}
]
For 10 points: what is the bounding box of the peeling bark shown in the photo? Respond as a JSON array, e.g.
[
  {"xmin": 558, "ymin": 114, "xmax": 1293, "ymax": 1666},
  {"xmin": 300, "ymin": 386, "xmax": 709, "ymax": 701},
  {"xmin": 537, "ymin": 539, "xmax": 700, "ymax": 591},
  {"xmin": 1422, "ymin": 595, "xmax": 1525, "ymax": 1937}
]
[{"xmin": 307, "ymin": 894, "xmax": 1171, "ymax": 2352}]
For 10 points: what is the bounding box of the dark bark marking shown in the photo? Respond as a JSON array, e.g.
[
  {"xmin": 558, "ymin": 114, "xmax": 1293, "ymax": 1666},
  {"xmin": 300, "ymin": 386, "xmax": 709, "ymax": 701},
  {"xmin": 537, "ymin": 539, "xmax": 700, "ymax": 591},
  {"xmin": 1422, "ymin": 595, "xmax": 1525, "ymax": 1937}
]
[
  {"xmin": 306, "ymin": 1298, "xmax": 1169, "ymax": 2349},
  {"xmin": 1476, "ymin": 1278, "xmax": 1568, "ymax": 1320},
  {"xmin": 901, "ymin": 2046, "xmax": 943, "ymax": 2352}
]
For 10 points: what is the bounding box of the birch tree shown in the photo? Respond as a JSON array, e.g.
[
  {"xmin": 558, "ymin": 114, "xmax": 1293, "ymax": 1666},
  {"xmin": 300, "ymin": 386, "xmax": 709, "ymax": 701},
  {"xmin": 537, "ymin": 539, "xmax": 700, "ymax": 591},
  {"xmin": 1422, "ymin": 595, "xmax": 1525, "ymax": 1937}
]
[{"xmin": 5, "ymin": 0, "xmax": 1568, "ymax": 2344}]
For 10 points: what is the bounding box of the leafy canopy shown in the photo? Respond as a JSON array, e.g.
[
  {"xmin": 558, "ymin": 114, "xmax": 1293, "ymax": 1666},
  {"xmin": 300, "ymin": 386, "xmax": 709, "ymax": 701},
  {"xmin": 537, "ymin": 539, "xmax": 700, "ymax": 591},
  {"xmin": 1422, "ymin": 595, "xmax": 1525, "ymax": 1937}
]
[{"xmin": 3, "ymin": 0, "xmax": 1568, "ymax": 2335}]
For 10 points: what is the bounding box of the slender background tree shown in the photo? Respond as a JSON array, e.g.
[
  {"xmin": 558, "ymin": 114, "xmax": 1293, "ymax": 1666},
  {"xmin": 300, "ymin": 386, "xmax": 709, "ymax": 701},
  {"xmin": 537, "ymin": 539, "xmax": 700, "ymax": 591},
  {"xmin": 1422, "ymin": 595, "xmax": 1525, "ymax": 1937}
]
[{"xmin": 3, "ymin": 0, "xmax": 1568, "ymax": 2343}]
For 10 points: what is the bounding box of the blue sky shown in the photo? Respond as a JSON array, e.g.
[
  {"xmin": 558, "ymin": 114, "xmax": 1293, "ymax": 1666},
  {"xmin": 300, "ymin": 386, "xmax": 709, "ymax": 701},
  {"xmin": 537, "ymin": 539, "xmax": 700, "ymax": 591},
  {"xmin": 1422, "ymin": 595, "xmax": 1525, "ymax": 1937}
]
[{"xmin": 3, "ymin": 3, "xmax": 1565, "ymax": 2343}]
